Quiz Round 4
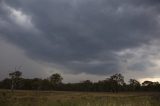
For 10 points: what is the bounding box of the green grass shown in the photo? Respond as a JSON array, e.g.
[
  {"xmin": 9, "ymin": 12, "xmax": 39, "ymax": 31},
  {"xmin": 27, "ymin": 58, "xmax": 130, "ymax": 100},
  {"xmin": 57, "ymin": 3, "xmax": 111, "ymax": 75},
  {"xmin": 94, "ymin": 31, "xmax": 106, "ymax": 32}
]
[{"xmin": 0, "ymin": 90, "xmax": 160, "ymax": 106}]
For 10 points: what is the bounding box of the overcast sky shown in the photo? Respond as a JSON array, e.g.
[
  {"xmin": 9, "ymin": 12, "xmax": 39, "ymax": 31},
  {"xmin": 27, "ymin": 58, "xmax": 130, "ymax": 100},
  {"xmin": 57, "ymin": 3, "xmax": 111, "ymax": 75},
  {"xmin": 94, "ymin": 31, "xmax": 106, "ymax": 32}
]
[{"xmin": 0, "ymin": 0, "xmax": 160, "ymax": 82}]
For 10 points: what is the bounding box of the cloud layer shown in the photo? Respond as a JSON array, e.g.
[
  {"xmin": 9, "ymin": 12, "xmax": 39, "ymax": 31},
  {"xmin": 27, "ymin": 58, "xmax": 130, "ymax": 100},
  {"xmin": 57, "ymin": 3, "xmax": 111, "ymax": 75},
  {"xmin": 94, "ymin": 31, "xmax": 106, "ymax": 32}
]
[{"xmin": 1, "ymin": 0, "xmax": 160, "ymax": 80}]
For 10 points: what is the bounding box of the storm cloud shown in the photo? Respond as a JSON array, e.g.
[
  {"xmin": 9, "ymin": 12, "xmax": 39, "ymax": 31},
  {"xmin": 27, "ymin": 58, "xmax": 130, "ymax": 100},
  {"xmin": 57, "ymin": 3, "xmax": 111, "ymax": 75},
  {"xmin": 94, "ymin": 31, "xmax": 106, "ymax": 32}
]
[{"xmin": 0, "ymin": 0, "xmax": 160, "ymax": 81}]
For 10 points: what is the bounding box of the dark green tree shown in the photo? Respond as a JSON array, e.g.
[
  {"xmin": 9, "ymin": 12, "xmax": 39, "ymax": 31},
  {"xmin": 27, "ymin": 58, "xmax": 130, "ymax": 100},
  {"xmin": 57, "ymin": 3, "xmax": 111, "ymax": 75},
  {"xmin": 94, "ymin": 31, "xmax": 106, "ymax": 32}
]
[
  {"xmin": 109, "ymin": 73, "xmax": 124, "ymax": 93},
  {"xmin": 9, "ymin": 71, "xmax": 22, "ymax": 92},
  {"xmin": 49, "ymin": 73, "xmax": 63, "ymax": 89},
  {"xmin": 129, "ymin": 79, "xmax": 140, "ymax": 91}
]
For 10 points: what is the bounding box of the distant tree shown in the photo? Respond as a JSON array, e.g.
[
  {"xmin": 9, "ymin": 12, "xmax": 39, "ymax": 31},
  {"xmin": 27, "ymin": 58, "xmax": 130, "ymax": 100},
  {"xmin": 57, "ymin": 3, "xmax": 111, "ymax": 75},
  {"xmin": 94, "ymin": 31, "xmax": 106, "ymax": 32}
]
[
  {"xmin": 109, "ymin": 73, "xmax": 124, "ymax": 93},
  {"xmin": 81, "ymin": 80, "xmax": 93, "ymax": 91},
  {"xmin": 49, "ymin": 73, "xmax": 63, "ymax": 89},
  {"xmin": 0, "ymin": 78, "xmax": 11, "ymax": 89},
  {"xmin": 1, "ymin": 71, "xmax": 160, "ymax": 92},
  {"xmin": 41, "ymin": 79, "xmax": 52, "ymax": 90},
  {"xmin": 152, "ymin": 82, "xmax": 160, "ymax": 91},
  {"xmin": 129, "ymin": 79, "xmax": 140, "ymax": 91},
  {"xmin": 20, "ymin": 78, "xmax": 33, "ymax": 90},
  {"xmin": 31, "ymin": 78, "xmax": 43, "ymax": 90},
  {"xmin": 9, "ymin": 70, "xmax": 22, "ymax": 92},
  {"xmin": 110, "ymin": 74, "xmax": 124, "ymax": 85},
  {"xmin": 142, "ymin": 81, "xmax": 153, "ymax": 87},
  {"xmin": 142, "ymin": 81, "xmax": 160, "ymax": 91}
]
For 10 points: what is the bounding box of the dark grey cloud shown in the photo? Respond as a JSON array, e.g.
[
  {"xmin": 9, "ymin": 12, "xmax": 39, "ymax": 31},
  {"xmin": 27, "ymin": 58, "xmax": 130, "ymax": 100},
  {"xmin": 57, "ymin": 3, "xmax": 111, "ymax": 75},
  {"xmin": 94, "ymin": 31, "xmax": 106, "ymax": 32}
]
[{"xmin": 0, "ymin": 0, "xmax": 160, "ymax": 76}]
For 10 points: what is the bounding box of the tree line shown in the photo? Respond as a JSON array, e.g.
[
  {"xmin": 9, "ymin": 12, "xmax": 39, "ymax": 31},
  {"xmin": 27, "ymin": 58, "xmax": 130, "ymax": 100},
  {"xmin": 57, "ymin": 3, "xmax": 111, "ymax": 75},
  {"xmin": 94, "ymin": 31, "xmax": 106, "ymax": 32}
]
[{"xmin": 0, "ymin": 71, "xmax": 160, "ymax": 92}]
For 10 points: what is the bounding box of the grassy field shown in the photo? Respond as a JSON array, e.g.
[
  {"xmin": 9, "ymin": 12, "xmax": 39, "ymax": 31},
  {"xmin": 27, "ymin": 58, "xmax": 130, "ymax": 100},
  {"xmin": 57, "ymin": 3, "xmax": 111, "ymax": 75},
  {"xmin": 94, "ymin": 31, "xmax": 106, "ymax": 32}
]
[{"xmin": 0, "ymin": 90, "xmax": 160, "ymax": 106}]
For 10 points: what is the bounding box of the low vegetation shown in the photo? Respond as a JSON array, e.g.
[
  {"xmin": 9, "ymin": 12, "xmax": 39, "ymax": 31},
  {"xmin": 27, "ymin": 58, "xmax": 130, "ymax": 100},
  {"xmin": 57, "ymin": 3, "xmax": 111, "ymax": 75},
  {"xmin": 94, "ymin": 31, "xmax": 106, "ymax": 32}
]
[{"xmin": 0, "ymin": 90, "xmax": 160, "ymax": 106}]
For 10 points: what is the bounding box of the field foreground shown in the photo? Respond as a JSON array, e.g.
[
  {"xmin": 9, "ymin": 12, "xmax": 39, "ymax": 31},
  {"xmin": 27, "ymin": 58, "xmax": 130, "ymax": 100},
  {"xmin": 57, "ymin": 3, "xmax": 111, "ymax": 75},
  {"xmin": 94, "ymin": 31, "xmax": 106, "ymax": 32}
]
[{"xmin": 0, "ymin": 90, "xmax": 160, "ymax": 106}]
